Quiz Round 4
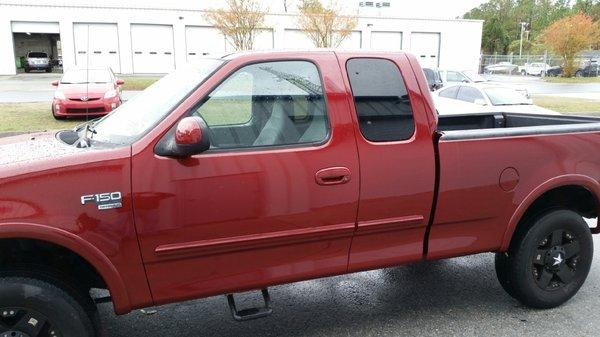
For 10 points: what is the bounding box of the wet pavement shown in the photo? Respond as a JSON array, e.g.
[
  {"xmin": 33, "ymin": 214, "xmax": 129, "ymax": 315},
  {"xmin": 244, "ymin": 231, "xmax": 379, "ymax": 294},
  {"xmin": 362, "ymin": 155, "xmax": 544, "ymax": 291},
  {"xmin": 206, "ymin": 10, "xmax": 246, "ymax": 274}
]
[{"xmin": 98, "ymin": 223, "xmax": 600, "ymax": 337}]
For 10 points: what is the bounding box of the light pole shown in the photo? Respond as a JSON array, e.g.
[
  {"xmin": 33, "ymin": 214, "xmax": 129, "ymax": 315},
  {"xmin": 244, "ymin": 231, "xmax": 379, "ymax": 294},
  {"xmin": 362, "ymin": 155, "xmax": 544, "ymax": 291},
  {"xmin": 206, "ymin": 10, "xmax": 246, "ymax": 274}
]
[{"xmin": 519, "ymin": 22, "xmax": 528, "ymax": 57}]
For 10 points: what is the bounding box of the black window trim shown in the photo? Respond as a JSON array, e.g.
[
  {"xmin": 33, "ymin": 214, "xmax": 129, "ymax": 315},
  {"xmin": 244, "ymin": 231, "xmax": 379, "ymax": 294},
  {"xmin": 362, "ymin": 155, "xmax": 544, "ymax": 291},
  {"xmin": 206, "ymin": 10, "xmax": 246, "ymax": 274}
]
[
  {"xmin": 345, "ymin": 56, "xmax": 417, "ymax": 143},
  {"xmin": 184, "ymin": 58, "xmax": 333, "ymax": 154}
]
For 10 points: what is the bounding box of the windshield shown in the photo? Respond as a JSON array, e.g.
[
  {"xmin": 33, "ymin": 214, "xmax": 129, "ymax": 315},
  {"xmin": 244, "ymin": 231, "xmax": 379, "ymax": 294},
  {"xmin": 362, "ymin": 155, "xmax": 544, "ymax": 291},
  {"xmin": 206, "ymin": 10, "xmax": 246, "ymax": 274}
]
[
  {"xmin": 91, "ymin": 59, "xmax": 224, "ymax": 145},
  {"xmin": 484, "ymin": 87, "xmax": 532, "ymax": 106},
  {"xmin": 28, "ymin": 52, "xmax": 48, "ymax": 58},
  {"xmin": 463, "ymin": 70, "xmax": 487, "ymax": 82},
  {"xmin": 61, "ymin": 69, "xmax": 112, "ymax": 84}
]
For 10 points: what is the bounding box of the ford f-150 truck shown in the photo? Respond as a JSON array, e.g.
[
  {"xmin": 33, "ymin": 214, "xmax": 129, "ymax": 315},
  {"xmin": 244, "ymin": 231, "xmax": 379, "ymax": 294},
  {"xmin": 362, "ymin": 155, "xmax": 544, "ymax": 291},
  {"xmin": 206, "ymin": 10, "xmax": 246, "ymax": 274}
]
[{"xmin": 2, "ymin": 50, "xmax": 600, "ymax": 337}]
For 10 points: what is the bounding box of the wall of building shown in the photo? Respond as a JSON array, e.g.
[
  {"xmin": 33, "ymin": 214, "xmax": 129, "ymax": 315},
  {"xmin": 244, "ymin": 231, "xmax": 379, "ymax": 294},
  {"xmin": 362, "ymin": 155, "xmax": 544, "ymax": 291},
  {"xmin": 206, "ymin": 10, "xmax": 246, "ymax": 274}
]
[{"xmin": 0, "ymin": 3, "xmax": 483, "ymax": 75}]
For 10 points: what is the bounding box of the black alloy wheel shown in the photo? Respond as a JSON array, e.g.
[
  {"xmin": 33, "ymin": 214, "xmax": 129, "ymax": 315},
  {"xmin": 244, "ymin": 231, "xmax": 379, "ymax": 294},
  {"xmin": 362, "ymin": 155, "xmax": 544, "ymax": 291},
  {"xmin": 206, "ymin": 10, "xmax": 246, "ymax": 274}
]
[{"xmin": 0, "ymin": 308, "xmax": 61, "ymax": 337}]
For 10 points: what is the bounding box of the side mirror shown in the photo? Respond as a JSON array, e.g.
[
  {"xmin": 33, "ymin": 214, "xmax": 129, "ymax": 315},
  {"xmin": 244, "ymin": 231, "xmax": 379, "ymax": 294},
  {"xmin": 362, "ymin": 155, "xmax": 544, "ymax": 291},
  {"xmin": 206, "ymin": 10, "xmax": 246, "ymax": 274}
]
[
  {"xmin": 473, "ymin": 99, "xmax": 487, "ymax": 106},
  {"xmin": 116, "ymin": 79, "xmax": 125, "ymax": 85},
  {"xmin": 51, "ymin": 80, "xmax": 59, "ymax": 86},
  {"xmin": 155, "ymin": 116, "xmax": 210, "ymax": 158}
]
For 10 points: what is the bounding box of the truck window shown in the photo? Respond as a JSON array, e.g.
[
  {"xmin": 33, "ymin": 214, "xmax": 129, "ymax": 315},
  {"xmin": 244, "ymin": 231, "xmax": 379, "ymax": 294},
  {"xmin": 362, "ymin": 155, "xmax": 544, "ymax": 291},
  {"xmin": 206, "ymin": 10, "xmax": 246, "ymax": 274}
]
[
  {"xmin": 346, "ymin": 58, "xmax": 414, "ymax": 142},
  {"xmin": 456, "ymin": 86, "xmax": 485, "ymax": 103},
  {"xmin": 194, "ymin": 61, "xmax": 329, "ymax": 149}
]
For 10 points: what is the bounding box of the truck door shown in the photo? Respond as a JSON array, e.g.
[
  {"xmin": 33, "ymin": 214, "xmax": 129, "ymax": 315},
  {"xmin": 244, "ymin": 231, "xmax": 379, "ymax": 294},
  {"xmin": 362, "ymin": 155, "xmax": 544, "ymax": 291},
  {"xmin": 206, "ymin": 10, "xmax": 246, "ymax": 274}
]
[
  {"xmin": 336, "ymin": 54, "xmax": 437, "ymax": 271},
  {"xmin": 131, "ymin": 54, "xmax": 360, "ymax": 303}
]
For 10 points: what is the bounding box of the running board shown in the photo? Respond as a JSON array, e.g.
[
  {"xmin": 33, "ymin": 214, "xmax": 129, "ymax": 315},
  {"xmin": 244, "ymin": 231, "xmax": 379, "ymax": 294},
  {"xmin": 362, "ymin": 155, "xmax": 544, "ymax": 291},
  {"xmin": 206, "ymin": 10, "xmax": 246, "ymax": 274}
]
[{"xmin": 226, "ymin": 289, "xmax": 273, "ymax": 321}]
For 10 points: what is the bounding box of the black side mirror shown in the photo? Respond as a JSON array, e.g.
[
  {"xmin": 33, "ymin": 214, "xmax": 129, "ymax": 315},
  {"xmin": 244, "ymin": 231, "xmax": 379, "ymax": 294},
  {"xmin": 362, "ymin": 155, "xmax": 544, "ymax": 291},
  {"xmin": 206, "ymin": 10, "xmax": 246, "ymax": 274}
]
[{"xmin": 155, "ymin": 116, "xmax": 210, "ymax": 158}]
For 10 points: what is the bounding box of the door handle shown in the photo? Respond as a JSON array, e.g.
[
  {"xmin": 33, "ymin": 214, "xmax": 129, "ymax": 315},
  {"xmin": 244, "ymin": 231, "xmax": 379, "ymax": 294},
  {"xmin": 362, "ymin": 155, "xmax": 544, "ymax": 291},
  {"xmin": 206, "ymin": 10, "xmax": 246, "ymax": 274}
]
[{"xmin": 315, "ymin": 167, "xmax": 351, "ymax": 186}]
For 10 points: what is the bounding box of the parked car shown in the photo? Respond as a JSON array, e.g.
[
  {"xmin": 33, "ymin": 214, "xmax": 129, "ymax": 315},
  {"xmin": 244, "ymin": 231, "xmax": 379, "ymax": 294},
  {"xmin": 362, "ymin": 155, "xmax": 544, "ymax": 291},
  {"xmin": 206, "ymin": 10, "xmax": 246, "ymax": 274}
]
[
  {"xmin": 423, "ymin": 67, "xmax": 443, "ymax": 91},
  {"xmin": 2, "ymin": 50, "xmax": 600, "ymax": 336},
  {"xmin": 484, "ymin": 62, "xmax": 517, "ymax": 74},
  {"xmin": 435, "ymin": 83, "xmax": 555, "ymax": 114},
  {"xmin": 51, "ymin": 68, "xmax": 124, "ymax": 119},
  {"xmin": 518, "ymin": 62, "xmax": 551, "ymax": 76},
  {"xmin": 546, "ymin": 66, "xmax": 563, "ymax": 77},
  {"xmin": 441, "ymin": 69, "xmax": 487, "ymax": 84},
  {"xmin": 24, "ymin": 51, "xmax": 52, "ymax": 73},
  {"xmin": 575, "ymin": 62, "xmax": 599, "ymax": 77}
]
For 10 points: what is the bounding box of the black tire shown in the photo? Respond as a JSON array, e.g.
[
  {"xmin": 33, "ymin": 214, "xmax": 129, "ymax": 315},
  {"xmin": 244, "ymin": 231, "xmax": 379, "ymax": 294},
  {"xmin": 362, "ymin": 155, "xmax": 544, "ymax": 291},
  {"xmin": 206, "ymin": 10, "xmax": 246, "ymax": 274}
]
[
  {"xmin": 0, "ymin": 275, "xmax": 98, "ymax": 337},
  {"xmin": 495, "ymin": 209, "xmax": 593, "ymax": 309},
  {"xmin": 521, "ymin": 70, "xmax": 527, "ymax": 76},
  {"xmin": 24, "ymin": 68, "xmax": 30, "ymax": 73}
]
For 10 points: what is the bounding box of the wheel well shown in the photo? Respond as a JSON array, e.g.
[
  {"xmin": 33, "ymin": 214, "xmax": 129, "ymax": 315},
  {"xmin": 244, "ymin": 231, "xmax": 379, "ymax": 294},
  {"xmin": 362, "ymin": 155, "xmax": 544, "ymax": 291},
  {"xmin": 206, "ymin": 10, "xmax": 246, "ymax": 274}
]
[
  {"xmin": 510, "ymin": 185, "xmax": 598, "ymax": 248},
  {"xmin": 0, "ymin": 238, "xmax": 107, "ymax": 291}
]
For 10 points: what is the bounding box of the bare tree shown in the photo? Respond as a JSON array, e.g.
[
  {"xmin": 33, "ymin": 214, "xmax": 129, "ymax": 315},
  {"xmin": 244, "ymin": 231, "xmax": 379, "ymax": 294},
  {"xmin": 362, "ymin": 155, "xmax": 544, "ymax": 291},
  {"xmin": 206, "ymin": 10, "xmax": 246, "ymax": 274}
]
[
  {"xmin": 205, "ymin": 0, "xmax": 267, "ymax": 51},
  {"xmin": 297, "ymin": 0, "xmax": 358, "ymax": 48}
]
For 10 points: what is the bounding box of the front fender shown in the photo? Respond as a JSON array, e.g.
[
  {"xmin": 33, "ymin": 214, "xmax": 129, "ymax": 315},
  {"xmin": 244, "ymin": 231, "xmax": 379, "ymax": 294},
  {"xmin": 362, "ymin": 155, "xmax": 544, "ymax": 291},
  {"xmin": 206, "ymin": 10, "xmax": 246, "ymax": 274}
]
[
  {"xmin": 500, "ymin": 174, "xmax": 600, "ymax": 251},
  {"xmin": 0, "ymin": 222, "xmax": 132, "ymax": 314}
]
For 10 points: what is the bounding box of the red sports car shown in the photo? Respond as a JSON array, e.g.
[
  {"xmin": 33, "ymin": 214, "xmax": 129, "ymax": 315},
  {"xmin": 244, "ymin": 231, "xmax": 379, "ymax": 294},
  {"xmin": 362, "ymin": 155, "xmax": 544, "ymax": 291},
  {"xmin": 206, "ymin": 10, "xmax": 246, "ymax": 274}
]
[{"xmin": 51, "ymin": 68, "xmax": 124, "ymax": 119}]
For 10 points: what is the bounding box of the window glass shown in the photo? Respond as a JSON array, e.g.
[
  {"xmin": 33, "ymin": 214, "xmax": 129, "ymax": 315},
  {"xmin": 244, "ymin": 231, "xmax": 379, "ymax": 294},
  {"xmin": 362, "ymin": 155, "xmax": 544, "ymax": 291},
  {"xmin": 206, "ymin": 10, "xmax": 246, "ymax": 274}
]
[
  {"xmin": 456, "ymin": 86, "xmax": 485, "ymax": 103},
  {"xmin": 438, "ymin": 86, "xmax": 459, "ymax": 99},
  {"xmin": 193, "ymin": 61, "xmax": 329, "ymax": 149},
  {"xmin": 446, "ymin": 71, "xmax": 467, "ymax": 82},
  {"xmin": 346, "ymin": 58, "xmax": 414, "ymax": 142}
]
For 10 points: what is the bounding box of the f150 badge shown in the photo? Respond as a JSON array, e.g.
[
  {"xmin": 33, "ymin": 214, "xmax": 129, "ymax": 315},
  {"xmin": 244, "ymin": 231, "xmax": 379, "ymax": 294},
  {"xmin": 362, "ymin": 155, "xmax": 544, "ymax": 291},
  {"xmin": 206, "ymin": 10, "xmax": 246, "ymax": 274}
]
[{"xmin": 81, "ymin": 192, "xmax": 122, "ymax": 210}]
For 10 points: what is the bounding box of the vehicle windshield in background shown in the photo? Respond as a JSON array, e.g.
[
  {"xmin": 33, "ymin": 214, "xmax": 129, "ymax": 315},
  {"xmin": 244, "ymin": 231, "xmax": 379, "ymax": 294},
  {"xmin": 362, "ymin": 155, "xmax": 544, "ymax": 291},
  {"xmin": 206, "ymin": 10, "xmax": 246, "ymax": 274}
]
[
  {"xmin": 463, "ymin": 70, "xmax": 487, "ymax": 82},
  {"xmin": 61, "ymin": 69, "xmax": 112, "ymax": 84},
  {"xmin": 91, "ymin": 59, "xmax": 225, "ymax": 145},
  {"xmin": 484, "ymin": 87, "xmax": 531, "ymax": 106},
  {"xmin": 28, "ymin": 52, "xmax": 48, "ymax": 58}
]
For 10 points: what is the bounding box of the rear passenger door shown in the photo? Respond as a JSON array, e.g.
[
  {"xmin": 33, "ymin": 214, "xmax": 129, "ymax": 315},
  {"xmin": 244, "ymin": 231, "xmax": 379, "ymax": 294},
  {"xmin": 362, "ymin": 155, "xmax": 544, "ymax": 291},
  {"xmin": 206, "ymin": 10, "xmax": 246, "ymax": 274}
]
[
  {"xmin": 133, "ymin": 55, "xmax": 361, "ymax": 303},
  {"xmin": 337, "ymin": 54, "xmax": 437, "ymax": 271}
]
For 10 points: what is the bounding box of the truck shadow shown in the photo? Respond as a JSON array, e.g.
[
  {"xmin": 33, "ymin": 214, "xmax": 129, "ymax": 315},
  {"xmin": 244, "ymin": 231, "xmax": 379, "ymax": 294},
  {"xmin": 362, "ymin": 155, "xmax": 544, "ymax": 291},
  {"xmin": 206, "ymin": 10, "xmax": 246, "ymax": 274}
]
[{"xmin": 99, "ymin": 252, "xmax": 593, "ymax": 337}]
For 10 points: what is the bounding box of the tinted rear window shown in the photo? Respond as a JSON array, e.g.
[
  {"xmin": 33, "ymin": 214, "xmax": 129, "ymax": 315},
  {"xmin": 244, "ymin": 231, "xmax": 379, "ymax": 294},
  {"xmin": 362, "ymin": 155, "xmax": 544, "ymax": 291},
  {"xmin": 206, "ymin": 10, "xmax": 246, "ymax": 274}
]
[
  {"xmin": 28, "ymin": 52, "xmax": 48, "ymax": 58},
  {"xmin": 346, "ymin": 58, "xmax": 414, "ymax": 142}
]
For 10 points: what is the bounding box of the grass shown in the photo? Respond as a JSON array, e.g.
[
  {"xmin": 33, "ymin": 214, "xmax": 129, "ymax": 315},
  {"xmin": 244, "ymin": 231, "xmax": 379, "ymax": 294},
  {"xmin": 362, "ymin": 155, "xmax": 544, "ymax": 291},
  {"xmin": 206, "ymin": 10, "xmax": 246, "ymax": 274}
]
[
  {"xmin": 0, "ymin": 102, "xmax": 80, "ymax": 132},
  {"xmin": 543, "ymin": 77, "xmax": 600, "ymax": 84},
  {"xmin": 532, "ymin": 95, "xmax": 600, "ymax": 114},
  {"xmin": 119, "ymin": 76, "xmax": 160, "ymax": 91}
]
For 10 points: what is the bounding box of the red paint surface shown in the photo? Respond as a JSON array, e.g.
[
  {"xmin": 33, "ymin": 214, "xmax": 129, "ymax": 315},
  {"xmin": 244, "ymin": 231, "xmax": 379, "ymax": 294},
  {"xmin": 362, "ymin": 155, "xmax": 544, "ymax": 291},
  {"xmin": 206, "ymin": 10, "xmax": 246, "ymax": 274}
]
[
  {"xmin": 175, "ymin": 118, "xmax": 202, "ymax": 145},
  {"xmin": 0, "ymin": 51, "xmax": 599, "ymax": 315}
]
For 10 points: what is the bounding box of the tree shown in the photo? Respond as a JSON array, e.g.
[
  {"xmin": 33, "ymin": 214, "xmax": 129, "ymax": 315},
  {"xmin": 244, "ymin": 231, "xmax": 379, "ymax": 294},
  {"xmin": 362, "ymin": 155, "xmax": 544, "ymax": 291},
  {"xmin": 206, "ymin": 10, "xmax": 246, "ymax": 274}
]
[
  {"xmin": 542, "ymin": 13, "xmax": 599, "ymax": 76},
  {"xmin": 205, "ymin": 0, "xmax": 266, "ymax": 51},
  {"xmin": 297, "ymin": 0, "xmax": 357, "ymax": 48}
]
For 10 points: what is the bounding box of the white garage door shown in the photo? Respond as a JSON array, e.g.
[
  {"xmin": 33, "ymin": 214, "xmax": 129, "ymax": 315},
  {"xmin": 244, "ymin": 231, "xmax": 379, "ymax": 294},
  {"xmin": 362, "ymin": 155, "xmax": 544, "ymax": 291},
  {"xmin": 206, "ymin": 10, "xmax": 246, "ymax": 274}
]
[
  {"xmin": 74, "ymin": 23, "xmax": 120, "ymax": 73},
  {"xmin": 185, "ymin": 26, "xmax": 226, "ymax": 61},
  {"xmin": 131, "ymin": 24, "xmax": 175, "ymax": 74},
  {"xmin": 410, "ymin": 32, "xmax": 440, "ymax": 69},
  {"xmin": 225, "ymin": 29, "xmax": 274, "ymax": 51},
  {"xmin": 370, "ymin": 31, "xmax": 402, "ymax": 51},
  {"xmin": 283, "ymin": 29, "xmax": 361, "ymax": 49},
  {"xmin": 12, "ymin": 21, "xmax": 59, "ymax": 34}
]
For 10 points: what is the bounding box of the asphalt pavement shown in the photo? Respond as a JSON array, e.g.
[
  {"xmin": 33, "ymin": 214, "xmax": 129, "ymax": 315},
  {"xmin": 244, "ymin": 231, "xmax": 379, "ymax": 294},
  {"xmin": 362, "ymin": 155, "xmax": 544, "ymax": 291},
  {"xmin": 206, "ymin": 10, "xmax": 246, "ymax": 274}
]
[{"xmin": 97, "ymin": 220, "xmax": 600, "ymax": 337}]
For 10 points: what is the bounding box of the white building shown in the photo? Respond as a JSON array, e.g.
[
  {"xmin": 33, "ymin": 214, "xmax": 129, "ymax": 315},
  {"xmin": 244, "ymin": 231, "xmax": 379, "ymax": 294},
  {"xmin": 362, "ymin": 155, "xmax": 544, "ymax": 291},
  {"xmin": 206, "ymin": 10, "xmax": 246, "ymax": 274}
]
[{"xmin": 0, "ymin": 0, "xmax": 483, "ymax": 75}]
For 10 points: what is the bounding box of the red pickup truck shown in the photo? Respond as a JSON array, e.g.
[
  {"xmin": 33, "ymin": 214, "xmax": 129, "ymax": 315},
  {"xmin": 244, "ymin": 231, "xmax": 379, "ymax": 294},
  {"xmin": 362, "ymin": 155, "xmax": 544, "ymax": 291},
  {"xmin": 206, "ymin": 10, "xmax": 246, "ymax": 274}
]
[{"xmin": 1, "ymin": 50, "xmax": 600, "ymax": 337}]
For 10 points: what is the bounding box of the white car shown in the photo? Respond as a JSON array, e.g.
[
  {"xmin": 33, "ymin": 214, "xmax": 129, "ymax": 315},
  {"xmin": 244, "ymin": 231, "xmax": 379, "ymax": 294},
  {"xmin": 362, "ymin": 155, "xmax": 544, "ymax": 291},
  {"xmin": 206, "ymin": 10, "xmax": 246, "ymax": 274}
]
[
  {"xmin": 440, "ymin": 70, "xmax": 487, "ymax": 84},
  {"xmin": 484, "ymin": 62, "xmax": 517, "ymax": 74},
  {"xmin": 434, "ymin": 83, "xmax": 558, "ymax": 115},
  {"xmin": 518, "ymin": 62, "xmax": 552, "ymax": 76}
]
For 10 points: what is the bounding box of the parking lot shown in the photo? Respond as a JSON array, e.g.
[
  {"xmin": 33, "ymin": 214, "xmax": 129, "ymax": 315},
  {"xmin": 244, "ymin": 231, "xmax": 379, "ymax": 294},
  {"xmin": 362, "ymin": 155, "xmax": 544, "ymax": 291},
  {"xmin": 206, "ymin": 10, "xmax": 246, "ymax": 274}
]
[{"xmin": 98, "ymin": 226, "xmax": 600, "ymax": 337}]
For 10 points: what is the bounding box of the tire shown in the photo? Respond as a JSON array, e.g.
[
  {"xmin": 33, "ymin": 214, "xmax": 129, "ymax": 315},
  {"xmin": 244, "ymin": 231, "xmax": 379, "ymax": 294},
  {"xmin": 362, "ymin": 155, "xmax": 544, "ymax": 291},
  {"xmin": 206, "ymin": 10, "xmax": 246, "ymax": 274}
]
[
  {"xmin": 495, "ymin": 209, "xmax": 593, "ymax": 309},
  {"xmin": 575, "ymin": 71, "xmax": 583, "ymax": 78},
  {"xmin": 0, "ymin": 274, "xmax": 99, "ymax": 337},
  {"xmin": 521, "ymin": 70, "xmax": 527, "ymax": 76},
  {"xmin": 24, "ymin": 68, "xmax": 30, "ymax": 73}
]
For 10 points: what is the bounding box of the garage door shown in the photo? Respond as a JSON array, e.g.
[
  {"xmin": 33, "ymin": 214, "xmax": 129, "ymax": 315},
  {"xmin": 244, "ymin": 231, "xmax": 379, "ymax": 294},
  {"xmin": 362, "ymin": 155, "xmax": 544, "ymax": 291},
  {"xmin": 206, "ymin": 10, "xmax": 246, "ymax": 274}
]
[
  {"xmin": 12, "ymin": 21, "xmax": 59, "ymax": 34},
  {"xmin": 185, "ymin": 26, "xmax": 226, "ymax": 61},
  {"xmin": 131, "ymin": 24, "xmax": 175, "ymax": 74},
  {"xmin": 410, "ymin": 32, "xmax": 440, "ymax": 69},
  {"xmin": 370, "ymin": 31, "xmax": 402, "ymax": 51},
  {"xmin": 74, "ymin": 23, "xmax": 120, "ymax": 73}
]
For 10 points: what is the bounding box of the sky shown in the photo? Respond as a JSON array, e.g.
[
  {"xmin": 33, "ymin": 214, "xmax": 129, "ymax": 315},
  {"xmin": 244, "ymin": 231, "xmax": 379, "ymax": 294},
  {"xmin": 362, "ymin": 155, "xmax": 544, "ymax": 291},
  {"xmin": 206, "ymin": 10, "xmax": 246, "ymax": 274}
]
[{"xmin": 9, "ymin": 0, "xmax": 491, "ymax": 19}]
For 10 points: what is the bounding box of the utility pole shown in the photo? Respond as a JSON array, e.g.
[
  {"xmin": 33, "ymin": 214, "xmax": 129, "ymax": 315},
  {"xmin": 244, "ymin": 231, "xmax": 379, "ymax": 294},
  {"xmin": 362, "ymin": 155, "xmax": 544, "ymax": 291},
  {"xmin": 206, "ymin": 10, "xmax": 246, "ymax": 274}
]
[{"xmin": 519, "ymin": 22, "xmax": 528, "ymax": 57}]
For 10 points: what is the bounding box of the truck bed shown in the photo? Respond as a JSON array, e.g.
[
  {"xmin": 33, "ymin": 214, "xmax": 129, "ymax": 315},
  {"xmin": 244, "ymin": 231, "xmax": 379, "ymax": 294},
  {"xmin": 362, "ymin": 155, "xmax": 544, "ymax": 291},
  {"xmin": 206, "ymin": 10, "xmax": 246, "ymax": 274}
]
[{"xmin": 438, "ymin": 113, "xmax": 600, "ymax": 140}]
